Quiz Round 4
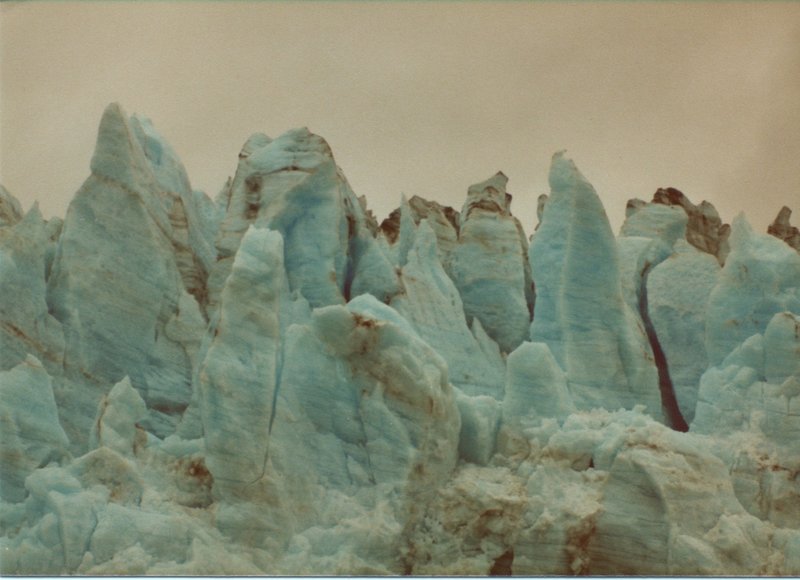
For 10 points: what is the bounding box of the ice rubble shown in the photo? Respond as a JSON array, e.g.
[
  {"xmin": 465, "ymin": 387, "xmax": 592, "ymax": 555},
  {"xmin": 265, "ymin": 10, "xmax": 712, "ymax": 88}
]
[{"xmin": 1, "ymin": 103, "xmax": 799, "ymax": 575}]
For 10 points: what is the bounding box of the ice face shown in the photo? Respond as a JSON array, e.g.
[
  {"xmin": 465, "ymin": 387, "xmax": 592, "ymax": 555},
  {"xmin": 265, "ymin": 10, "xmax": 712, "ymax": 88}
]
[
  {"xmin": 0, "ymin": 205, "xmax": 65, "ymax": 375},
  {"xmin": 209, "ymin": 127, "xmax": 376, "ymax": 315},
  {"xmin": 646, "ymin": 241, "xmax": 721, "ymax": 422},
  {"xmin": 2, "ymin": 105, "xmax": 799, "ymax": 575},
  {"xmin": 198, "ymin": 226, "xmax": 284, "ymax": 491},
  {"xmin": 0, "ymin": 356, "xmax": 70, "ymax": 502},
  {"xmin": 690, "ymin": 310, "xmax": 800, "ymax": 531},
  {"xmin": 649, "ymin": 186, "xmax": 731, "ymax": 264},
  {"xmin": 390, "ymin": 220, "xmax": 506, "ymax": 398},
  {"xmin": 529, "ymin": 152, "xmax": 663, "ymax": 422},
  {"xmin": 502, "ymin": 341, "xmax": 575, "ymax": 427},
  {"xmin": 705, "ymin": 214, "xmax": 800, "ymax": 366},
  {"xmin": 45, "ymin": 103, "xmax": 207, "ymax": 447},
  {"xmin": 451, "ymin": 172, "xmax": 533, "ymax": 353},
  {"xmin": 89, "ymin": 376, "xmax": 148, "ymax": 457}
]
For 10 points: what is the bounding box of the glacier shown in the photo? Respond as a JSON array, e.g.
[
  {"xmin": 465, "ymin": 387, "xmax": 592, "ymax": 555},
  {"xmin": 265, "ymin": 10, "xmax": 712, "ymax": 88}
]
[{"xmin": 1, "ymin": 102, "xmax": 799, "ymax": 575}]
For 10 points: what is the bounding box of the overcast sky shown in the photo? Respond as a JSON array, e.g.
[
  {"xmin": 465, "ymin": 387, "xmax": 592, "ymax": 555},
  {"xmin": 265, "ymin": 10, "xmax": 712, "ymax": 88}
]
[{"xmin": 2, "ymin": 1, "xmax": 799, "ymax": 236}]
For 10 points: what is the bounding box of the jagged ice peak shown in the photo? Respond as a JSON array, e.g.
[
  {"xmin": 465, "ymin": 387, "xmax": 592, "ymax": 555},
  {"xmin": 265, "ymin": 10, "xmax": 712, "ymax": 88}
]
[{"xmin": 1, "ymin": 103, "xmax": 799, "ymax": 576}]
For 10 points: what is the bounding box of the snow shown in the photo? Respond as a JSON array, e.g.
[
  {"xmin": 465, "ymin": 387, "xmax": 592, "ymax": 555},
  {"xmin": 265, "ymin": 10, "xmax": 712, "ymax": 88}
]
[{"xmin": 1, "ymin": 105, "xmax": 799, "ymax": 575}]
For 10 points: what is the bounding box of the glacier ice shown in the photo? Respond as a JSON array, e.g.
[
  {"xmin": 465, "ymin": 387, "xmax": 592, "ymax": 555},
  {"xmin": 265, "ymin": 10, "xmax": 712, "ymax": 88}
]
[
  {"xmin": 705, "ymin": 214, "xmax": 800, "ymax": 366},
  {"xmin": 209, "ymin": 126, "xmax": 384, "ymax": 313},
  {"xmin": 502, "ymin": 341, "xmax": 574, "ymax": 427},
  {"xmin": 645, "ymin": 240, "xmax": 721, "ymax": 423},
  {"xmin": 451, "ymin": 172, "xmax": 533, "ymax": 353},
  {"xmin": 529, "ymin": 152, "xmax": 663, "ymax": 422},
  {"xmin": 0, "ymin": 205, "xmax": 65, "ymax": 375},
  {"xmin": 1, "ymin": 104, "xmax": 799, "ymax": 575},
  {"xmin": 45, "ymin": 103, "xmax": 207, "ymax": 446},
  {"xmin": 380, "ymin": 194, "xmax": 459, "ymax": 274},
  {"xmin": 198, "ymin": 226, "xmax": 284, "ymax": 490},
  {"xmin": 0, "ymin": 356, "xmax": 70, "ymax": 503},
  {"xmin": 390, "ymin": 220, "xmax": 506, "ymax": 399},
  {"xmin": 89, "ymin": 376, "xmax": 148, "ymax": 457},
  {"xmin": 649, "ymin": 186, "xmax": 731, "ymax": 264}
]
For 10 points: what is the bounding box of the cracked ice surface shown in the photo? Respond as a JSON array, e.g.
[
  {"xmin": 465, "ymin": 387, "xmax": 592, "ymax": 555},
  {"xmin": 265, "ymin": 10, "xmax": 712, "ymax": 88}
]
[{"xmin": 1, "ymin": 103, "xmax": 799, "ymax": 575}]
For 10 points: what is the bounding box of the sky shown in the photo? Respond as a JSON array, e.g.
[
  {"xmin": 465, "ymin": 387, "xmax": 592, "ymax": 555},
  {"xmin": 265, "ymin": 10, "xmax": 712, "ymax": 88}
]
[{"xmin": 2, "ymin": 1, "xmax": 799, "ymax": 236}]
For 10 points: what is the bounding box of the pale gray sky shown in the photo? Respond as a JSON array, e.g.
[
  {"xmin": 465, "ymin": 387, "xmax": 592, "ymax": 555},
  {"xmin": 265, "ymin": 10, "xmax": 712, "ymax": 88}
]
[{"xmin": 2, "ymin": 1, "xmax": 799, "ymax": 235}]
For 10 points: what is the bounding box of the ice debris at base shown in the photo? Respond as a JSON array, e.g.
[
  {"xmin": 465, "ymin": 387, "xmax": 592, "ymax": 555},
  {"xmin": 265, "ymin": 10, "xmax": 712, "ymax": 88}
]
[{"xmin": 1, "ymin": 103, "xmax": 799, "ymax": 575}]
